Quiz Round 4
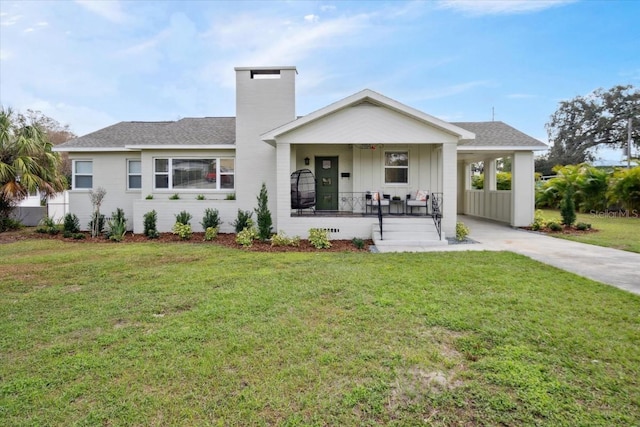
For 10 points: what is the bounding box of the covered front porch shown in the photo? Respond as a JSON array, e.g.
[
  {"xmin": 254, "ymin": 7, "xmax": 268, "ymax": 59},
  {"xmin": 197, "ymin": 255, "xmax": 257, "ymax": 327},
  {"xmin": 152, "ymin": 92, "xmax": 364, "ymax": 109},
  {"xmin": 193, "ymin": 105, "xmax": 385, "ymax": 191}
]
[{"xmin": 261, "ymin": 89, "xmax": 474, "ymax": 241}]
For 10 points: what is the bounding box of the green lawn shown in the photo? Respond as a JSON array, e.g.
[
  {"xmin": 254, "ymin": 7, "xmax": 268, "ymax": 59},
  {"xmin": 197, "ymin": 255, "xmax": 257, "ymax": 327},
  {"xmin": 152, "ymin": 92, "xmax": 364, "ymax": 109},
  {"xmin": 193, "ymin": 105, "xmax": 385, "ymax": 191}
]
[
  {"xmin": 1, "ymin": 240, "xmax": 639, "ymax": 426},
  {"xmin": 540, "ymin": 209, "xmax": 640, "ymax": 253}
]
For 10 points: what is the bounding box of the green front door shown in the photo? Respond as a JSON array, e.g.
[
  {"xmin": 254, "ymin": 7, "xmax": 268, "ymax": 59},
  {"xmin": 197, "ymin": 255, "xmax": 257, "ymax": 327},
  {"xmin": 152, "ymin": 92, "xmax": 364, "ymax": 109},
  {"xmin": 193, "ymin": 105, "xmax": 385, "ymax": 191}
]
[{"xmin": 315, "ymin": 156, "xmax": 338, "ymax": 211}]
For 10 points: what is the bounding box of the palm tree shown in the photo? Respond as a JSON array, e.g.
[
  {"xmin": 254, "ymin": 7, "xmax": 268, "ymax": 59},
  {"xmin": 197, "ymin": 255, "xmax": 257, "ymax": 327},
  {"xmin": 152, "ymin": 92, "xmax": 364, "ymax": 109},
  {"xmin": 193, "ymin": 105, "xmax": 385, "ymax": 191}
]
[{"xmin": 0, "ymin": 107, "xmax": 67, "ymax": 230}]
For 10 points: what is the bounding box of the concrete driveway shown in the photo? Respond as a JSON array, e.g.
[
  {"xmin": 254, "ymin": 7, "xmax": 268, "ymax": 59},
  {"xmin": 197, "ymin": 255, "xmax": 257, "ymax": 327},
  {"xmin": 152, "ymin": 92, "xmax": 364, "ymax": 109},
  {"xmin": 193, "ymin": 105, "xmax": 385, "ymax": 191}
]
[{"xmin": 420, "ymin": 216, "xmax": 640, "ymax": 296}]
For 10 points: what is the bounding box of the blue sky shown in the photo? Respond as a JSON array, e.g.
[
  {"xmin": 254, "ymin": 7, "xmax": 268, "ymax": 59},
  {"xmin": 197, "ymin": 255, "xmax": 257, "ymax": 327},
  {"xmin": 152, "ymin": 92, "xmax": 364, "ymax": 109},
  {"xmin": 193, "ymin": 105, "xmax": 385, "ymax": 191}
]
[{"xmin": 1, "ymin": 0, "xmax": 638, "ymax": 162}]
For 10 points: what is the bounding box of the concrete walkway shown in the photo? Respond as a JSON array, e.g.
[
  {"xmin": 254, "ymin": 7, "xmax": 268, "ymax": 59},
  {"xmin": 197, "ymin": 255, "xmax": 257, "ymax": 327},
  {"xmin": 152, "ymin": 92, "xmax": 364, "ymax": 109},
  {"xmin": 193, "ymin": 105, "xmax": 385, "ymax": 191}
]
[{"xmin": 381, "ymin": 215, "xmax": 640, "ymax": 296}]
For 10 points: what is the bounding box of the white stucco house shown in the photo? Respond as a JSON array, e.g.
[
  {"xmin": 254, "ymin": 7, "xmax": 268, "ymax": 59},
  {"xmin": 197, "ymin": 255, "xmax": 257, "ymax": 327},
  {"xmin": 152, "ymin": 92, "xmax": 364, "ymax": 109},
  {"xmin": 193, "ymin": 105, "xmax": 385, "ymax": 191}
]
[{"xmin": 55, "ymin": 66, "xmax": 546, "ymax": 246}]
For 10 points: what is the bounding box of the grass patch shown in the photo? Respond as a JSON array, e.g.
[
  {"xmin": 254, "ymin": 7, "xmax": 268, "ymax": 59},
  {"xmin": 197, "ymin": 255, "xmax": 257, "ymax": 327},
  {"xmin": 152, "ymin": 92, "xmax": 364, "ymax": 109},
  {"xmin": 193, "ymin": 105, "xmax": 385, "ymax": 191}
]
[
  {"xmin": 1, "ymin": 240, "xmax": 639, "ymax": 425},
  {"xmin": 540, "ymin": 209, "xmax": 640, "ymax": 253}
]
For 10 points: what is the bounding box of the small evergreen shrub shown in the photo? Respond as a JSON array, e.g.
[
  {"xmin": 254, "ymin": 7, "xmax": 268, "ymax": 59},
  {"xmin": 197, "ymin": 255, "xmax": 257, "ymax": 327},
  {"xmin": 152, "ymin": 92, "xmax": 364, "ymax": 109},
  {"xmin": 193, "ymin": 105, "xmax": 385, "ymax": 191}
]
[
  {"xmin": 143, "ymin": 210, "xmax": 159, "ymax": 239},
  {"xmin": 36, "ymin": 216, "xmax": 60, "ymax": 235},
  {"xmin": 145, "ymin": 194, "xmax": 154, "ymax": 200},
  {"xmin": 201, "ymin": 208, "xmax": 221, "ymax": 229},
  {"xmin": 308, "ymin": 228, "xmax": 331, "ymax": 249},
  {"xmin": 548, "ymin": 221, "xmax": 562, "ymax": 232},
  {"xmin": 63, "ymin": 213, "xmax": 80, "ymax": 234},
  {"xmin": 351, "ymin": 237, "xmax": 365, "ymax": 249},
  {"xmin": 172, "ymin": 222, "xmax": 193, "ymax": 240},
  {"xmin": 255, "ymin": 182, "xmax": 273, "ymax": 241},
  {"xmin": 225, "ymin": 193, "xmax": 236, "ymax": 200},
  {"xmin": 169, "ymin": 193, "xmax": 180, "ymax": 200},
  {"xmin": 204, "ymin": 226, "xmax": 219, "ymax": 241},
  {"xmin": 456, "ymin": 221, "xmax": 470, "ymax": 241},
  {"xmin": 232, "ymin": 210, "xmax": 253, "ymax": 233},
  {"xmin": 576, "ymin": 222, "xmax": 592, "ymax": 231},
  {"xmin": 175, "ymin": 210, "xmax": 192, "ymax": 226},
  {"xmin": 236, "ymin": 227, "xmax": 257, "ymax": 247},
  {"xmin": 560, "ymin": 186, "xmax": 577, "ymax": 227},
  {"xmin": 196, "ymin": 194, "xmax": 205, "ymax": 200},
  {"xmin": 271, "ymin": 232, "xmax": 301, "ymax": 247}
]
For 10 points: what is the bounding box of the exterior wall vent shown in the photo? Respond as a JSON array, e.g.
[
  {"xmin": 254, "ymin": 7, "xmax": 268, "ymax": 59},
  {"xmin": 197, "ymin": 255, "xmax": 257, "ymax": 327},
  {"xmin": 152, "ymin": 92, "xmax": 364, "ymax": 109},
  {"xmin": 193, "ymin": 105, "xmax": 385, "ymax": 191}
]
[{"xmin": 251, "ymin": 69, "xmax": 281, "ymax": 79}]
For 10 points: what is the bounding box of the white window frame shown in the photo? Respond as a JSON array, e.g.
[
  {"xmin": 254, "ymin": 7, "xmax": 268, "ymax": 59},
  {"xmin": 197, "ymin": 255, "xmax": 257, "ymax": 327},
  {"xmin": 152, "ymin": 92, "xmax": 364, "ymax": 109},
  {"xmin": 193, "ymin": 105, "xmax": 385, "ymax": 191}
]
[
  {"xmin": 127, "ymin": 159, "xmax": 142, "ymax": 190},
  {"xmin": 153, "ymin": 157, "xmax": 235, "ymax": 191},
  {"xmin": 384, "ymin": 151, "xmax": 409, "ymax": 184},
  {"xmin": 72, "ymin": 160, "xmax": 93, "ymax": 189}
]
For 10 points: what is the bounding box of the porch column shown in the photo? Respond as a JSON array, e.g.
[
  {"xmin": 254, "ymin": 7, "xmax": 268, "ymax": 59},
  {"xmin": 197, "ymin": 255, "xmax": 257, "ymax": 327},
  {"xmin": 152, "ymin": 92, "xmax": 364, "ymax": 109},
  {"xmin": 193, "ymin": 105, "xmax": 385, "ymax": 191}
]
[
  {"xmin": 511, "ymin": 151, "xmax": 535, "ymax": 227},
  {"xmin": 275, "ymin": 142, "xmax": 291, "ymax": 234},
  {"xmin": 456, "ymin": 161, "xmax": 469, "ymax": 214},
  {"xmin": 442, "ymin": 143, "xmax": 457, "ymax": 239},
  {"xmin": 483, "ymin": 157, "xmax": 497, "ymax": 219}
]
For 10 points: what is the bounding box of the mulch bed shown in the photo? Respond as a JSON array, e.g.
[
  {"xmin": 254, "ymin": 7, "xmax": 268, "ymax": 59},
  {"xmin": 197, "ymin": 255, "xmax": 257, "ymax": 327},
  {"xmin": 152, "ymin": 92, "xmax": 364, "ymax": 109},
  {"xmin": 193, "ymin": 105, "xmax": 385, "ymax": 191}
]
[
  {"xmin": 0, "ymin": 228, "xmax": 372, "ymax": 252},
  {"xmin": 521, "ymin": 226, "xmax": 599, "ymax": 235}
]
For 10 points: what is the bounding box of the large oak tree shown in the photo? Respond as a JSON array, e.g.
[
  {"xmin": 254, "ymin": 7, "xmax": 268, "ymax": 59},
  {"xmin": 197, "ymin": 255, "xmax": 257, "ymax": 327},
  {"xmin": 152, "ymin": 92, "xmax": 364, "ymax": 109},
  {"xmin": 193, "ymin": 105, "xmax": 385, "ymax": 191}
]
[{"xmin": 538, "ymin": 85, "xmax": 639, "ymax": 175}]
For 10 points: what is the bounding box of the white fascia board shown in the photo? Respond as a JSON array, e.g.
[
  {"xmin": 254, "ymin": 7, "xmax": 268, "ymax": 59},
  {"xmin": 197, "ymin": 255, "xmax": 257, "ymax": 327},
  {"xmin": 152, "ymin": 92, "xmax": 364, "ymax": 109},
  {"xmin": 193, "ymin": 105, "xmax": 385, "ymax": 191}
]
[
  {"xmin": 261, "ymin": 88, "xmax": 475, "ymax": 143},
  {"xmin": 53, "ymin": 146, "xmax": 134, "ymax": 152},
  {"xmin": 458, "ymin": 146, "xmax": 547, "ymax": 152},
  {"xmin": 124, "ymin": 144, "xmax": 235, "ymax": 150}
]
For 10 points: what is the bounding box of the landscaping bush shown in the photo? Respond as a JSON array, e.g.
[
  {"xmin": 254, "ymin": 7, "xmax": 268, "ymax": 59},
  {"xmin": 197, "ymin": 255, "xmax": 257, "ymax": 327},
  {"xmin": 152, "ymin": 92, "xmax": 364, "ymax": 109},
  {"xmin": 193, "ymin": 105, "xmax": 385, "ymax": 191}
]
[
  {"xmin": 530, "ymin": 210, "xmax": 547, "ymax": 231},
  {"xmin": 576, "ymin": 222, "xmax": 592, "ymax": 231},
  {"xmin": 0, "ymin": 217, "xmax": 22, "ymax": 232},
  {"xmin": 271, "ymin": 232, "xmax": 300, "ymax": 247},
  {"xmin": 471, "ymin": 171, "xmax": 512, "ymax": 190},
  {"xmin": 560, "ymin": 186, "xmax": 577, "ymax": 227},
  {"xmin": 548, "ymin": 221, "xmax": 562, "ymax": 232},
  {"xmin": 232, "ymin": 210, "xmax": 253, "ymax": 233},
  {"xmin": 196, "ymin": 194, "xmax": 205, "ymax": 200},
  {"xmin": 308, "ymin": 228, "xmax": 331, "ymax": 249},
  {"xmin": 36, "ymin": 216, "xmax": 60, "ymax": 235},
  {"xmin": 608, "ymin": 166, "xmax": 640, "ymax": 212},
  {"xmin": 351, "ymin": 237, "xmax": 365, "ymax": 249},
  {"xmin": 204, "ymin": 226, "xmax": 219, "ymax": 241},
  {"xmin": 236, "ymin": 227, "xmax": 257, "ymax": 247},
  {"xmin": 255, "ymin": 182, "xmax": 273, "ymax": 241},
  {"xmin": 63, "ymin": 213, "xmax": 80, "ymax": 234},
  {"xmin": 201, "ymin": 208, "xmax": 221, "ymax": 230},
  {"xmin": 172, "ymin": 222, "xmax": 192, "ymax": 240},
  {"xmin": 455, "ymin": 221, "xmax": 470, "ymax": 241},
  {"xmin": 107, "ymin": 208, "xmax": 127, "ymax": 242},
  {"xmin": 169, "ymin": 193, "xmax": 180, "ymax": 200},
  {"xmin": 175, "ymin": 210, "xmax": 192, "ymax": 226},
  {"xmin": 143, "ymin": 210, "xmax": 159, "ymax": 239}
]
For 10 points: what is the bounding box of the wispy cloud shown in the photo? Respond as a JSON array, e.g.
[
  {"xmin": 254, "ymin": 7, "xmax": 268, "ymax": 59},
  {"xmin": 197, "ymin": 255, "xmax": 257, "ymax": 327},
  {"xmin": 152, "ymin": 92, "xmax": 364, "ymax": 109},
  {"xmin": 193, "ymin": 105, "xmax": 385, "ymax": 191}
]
[
  {"xmin": 75, "ymin": 0, "xmax": 128, "ymax": 23},
  {"xmin": 417, "ymin": 80, "xmax": 493, "ymax": 100},
  {"xmin": 437, "ymin": 0, "xmax": 576, "ymax": 15}
]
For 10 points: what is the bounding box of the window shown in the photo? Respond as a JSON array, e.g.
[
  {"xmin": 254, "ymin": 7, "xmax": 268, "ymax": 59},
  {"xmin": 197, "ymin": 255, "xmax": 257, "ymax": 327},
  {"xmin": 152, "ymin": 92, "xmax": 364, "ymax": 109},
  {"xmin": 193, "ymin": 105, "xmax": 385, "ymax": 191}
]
[
  {"xmin": 73, "ymin": 160, "xmax": 93, "ymax": 189},
  {"xmin": 154, "ymin": 158, "xmax": 235, "ymax": 190},
  {"xmin": 384, "ymin": 151, "xmax": 408, "ymax": 184},
  {"xmin": 128, "ymin": 160, "xmax": 141, "ymax": 190}
]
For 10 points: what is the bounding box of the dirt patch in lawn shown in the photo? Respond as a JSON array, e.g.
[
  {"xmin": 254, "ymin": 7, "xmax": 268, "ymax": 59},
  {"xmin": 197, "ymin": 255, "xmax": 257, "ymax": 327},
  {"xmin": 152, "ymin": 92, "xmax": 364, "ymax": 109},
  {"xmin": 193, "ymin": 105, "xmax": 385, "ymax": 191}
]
[{"xmin": 0, "ymin": 228, "xmax": 372, "ymax": 252}]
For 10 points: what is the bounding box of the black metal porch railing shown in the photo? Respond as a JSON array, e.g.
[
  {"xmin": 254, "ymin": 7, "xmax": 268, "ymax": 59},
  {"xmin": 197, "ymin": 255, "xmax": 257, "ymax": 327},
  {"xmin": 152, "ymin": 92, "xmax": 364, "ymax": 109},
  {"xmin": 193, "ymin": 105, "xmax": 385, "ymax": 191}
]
[{"xmin": 431, "ymin": 192, "xmax": 443, "ymax": 239}]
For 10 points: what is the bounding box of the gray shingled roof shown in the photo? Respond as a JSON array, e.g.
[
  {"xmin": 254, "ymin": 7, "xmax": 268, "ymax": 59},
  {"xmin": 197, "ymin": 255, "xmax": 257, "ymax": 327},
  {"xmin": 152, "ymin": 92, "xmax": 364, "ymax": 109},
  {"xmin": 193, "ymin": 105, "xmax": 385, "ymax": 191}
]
[
  {"xmin": 56, "ymin": 117, "xmax": 236, "ymax": 149},
  {"xmin": 57, "ymin": 116, "xmax": 544, "ymax": 150},
  {"xmin": 453, "ymin": 121, "xmax": 546, "ymax": 148}
]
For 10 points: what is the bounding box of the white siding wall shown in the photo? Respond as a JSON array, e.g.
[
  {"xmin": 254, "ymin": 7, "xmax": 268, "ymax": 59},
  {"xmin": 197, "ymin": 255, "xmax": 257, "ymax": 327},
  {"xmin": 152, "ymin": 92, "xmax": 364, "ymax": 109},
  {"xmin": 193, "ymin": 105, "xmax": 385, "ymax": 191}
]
[
  {"xmin": 132, "ymin": 200, "xmax": 238, "ymax": 234},
  {"xmin": 235, "ymin": 67, "xmax": 296, "ymax": 232},
  {"xmin": 67, "ymin": 152, "xmax": 140, "ymax": 230},
  {"xmin": 278, "ymin": 103, "xmax": 459, "ymax": 144},
  {"xmin": 464, "ymin": 190, "xmax": 512, "ymax": 223}
]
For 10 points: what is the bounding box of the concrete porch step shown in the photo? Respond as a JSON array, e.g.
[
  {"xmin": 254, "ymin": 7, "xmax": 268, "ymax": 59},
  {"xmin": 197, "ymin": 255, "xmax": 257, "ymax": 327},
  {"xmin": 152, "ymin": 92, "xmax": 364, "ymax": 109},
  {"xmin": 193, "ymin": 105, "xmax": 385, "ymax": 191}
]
[{"xmin": 371, "ymin": 218, "xmax": 447, "ymax": 249}]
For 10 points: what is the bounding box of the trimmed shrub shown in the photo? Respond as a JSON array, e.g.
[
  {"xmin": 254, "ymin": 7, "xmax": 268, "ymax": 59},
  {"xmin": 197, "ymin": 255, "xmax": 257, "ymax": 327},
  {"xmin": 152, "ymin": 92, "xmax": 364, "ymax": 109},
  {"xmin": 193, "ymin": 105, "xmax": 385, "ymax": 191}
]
[
  {"xmin": 576, "ymin": 222, "xmax": 592, "ymax": 231},
  {"xmin": 204, "ymin": 226, "xmax": 219, "ymax": 241},
  {"xmin": 351, "ymin": 237, "xmax": 365, "ymax": 249},
  {"xmin": 271, "ymin": 232, "xmax": 301, "ymax": 247},
  {"xmin": 143, "ymin": 210, "xmax": 159, "ymax": 239},
  {"xmin": 232, "ymin": 210, "xmax": 253, "ymax": 233},
  {"xmin": 308, "ymin": 228, "xmax": 331, "ymax": 249},
  {"xmin": 63, "ymin": 213, "xmax": 80, "ymax": 234},
  {"xmin": 255, "ymin": 182, "xmax": 273, "ymax": 241},
  {"xmin": 172, "ymin": 222, "xmax": 192, "ymax": 240},
  {"xmin": 236, "ymin": 227, "xmax": 257, "ymax": 247},
  {"xmin": 548, "ymin": 221, "xmax": 562, "ymax": 232},
  {"xmin": 560, "ymin": 186, "xmax": 577, "ymax": 227},
  {"xmin": 456, "ymin": 221, "xmax": 470, "ymax": 241},
  {"xmin": 175, "ymin": 210, "xmax": 192, "ymax": 226},
  {"xmin": 201, "ymin": 208, "xmax": 221, "ymax": 230}
]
